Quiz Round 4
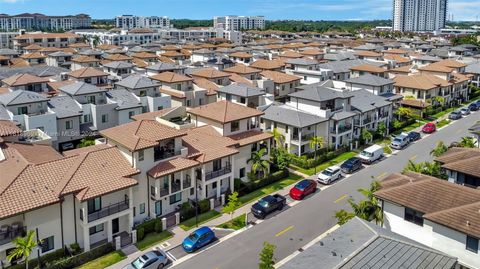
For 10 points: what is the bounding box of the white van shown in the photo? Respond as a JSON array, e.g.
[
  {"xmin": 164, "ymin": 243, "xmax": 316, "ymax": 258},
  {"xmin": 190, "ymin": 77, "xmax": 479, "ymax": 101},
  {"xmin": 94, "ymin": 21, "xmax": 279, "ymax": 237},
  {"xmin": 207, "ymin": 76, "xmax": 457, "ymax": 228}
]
[{"xmin": 358, "ymin": 144, "xmax": 384, "ymax": 164}]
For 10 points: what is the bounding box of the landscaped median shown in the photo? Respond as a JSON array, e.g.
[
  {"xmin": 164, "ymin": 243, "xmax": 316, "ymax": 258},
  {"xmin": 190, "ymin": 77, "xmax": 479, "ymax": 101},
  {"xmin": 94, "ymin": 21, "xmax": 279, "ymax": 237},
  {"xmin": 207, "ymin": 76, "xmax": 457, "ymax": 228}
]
[
  {"xmin": 77, "ymin": 251, "xmax": 126, "ymax": 269},
  {"xmin": 217, "ymin": 213, "xmax": 247, "ymax": 230},
  {"xmin": 135, "ymin": 230, "xmax": 173, "ymax": 251},
  {"xmin": 178, "ymin": 210, "xmax": 222, "ymax": 231},
  {"xmin": 290, "ymin": 151, "xmax": 357, "ymax": 176}
]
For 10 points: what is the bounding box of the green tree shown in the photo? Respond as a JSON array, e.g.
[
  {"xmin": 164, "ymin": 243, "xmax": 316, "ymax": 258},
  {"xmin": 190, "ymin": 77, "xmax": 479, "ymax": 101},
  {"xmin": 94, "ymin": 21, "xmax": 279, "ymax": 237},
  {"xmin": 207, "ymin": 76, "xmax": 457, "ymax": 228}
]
[
  {"xmin": 222, "ymin": 192, "xmax": 241, "ymax": 219},
  {"xmin": 403, "ymin": 160, "xmax": 423, "ymax": 173},
  {"xmin": 335, "ymin": 181, "xmax": 383, "ymax": 225},
  {"xmin": 361, "ymin": 129, "xmax": 373, "ymax": 145},
  {"xmin": 7, "ymin": 230, "xmax": 38, "ymax": 269},
  {"xmin": 271, "ymin": 128, "xmax": 285, "ymax": 148},
  {"xmin": 459, "ymin": 137, "xmax": 476, "ymax": 148},
  {"xmin": 432, "ymin": 96, "xmax": 445, "ymax": 108},
  {"xmin": 259, "ymin": 242, "xmax": 276, "ymax": 269},
  {"xmin": 430, "ymin": 141, "xmax": 448, "ymax": 157},
  {"xmin": 309, "ymin": 135, "xmax": 324, "ymax": 173},
  {"xmin": 270, "ymin": 148, "xmax": 291, "ymax": 171},
  {"xmin": 395, "ymin": 107, "xmax": 413, "ymax": 120},
  {"xmin": 377, "ymin": 122, "xmax": 387, "ymax": 137},
  {"xmin": 92, "ymin": 36, "xmax": 100, "ymax": 48},
  {"xmin": 77, "ymin": 138, "xmax": 95, "ymax": 148},
  {"xmin": 248, "ymin": 148, "xmax": 270, "ymax": 178},
  {"xmin": 334, "ymin": 210, "xmax": 355, "ymax": 225}
]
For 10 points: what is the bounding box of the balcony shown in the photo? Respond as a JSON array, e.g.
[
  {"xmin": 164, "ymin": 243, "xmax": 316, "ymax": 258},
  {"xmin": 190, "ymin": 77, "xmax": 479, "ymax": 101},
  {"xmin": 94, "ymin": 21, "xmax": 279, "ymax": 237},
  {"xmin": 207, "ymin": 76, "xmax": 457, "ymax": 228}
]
[
  {"xmin": 331, "ymin": 125, "xmax": 352, "ymax": 134},
  {"xmin": 291, "ymin": 133, "xmax": 314, "ymax": 143},
  {"xmin": 87, "ymin": 200, "xmax": 129, "ymax": 223},
  {"xmin": 160, "ymin": 187, "xmax": 169, "ymax": 197},
  {"xmin": 171, "ymin": 181, "xmax": 181, "ymax": 193},
  {"xmin": 154, "ymin": 149, "xmax": 181, "ymax": 162},
  {"xmin": 0, "ymin": 225, "xmax": 25, "ymax": 246},
  {"xmin": 205, "ymin": 164, "xmax": 232, "ymax": 181},
  {"xmin": 183, "ymin": 176, "xmax": 192, "ymax": 189}
]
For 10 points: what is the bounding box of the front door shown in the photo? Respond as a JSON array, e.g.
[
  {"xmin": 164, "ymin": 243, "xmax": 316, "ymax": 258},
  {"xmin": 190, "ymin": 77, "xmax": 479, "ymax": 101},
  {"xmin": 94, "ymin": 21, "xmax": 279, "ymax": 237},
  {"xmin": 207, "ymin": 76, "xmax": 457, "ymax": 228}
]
[{"xmin": 112, "ymin": 218, "xmax": 119, "ymax": 234}]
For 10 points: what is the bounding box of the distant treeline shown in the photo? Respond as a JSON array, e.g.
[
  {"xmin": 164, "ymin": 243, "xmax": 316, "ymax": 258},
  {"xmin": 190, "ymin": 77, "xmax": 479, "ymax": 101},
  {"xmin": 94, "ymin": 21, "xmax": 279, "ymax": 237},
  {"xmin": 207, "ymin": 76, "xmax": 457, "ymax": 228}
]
[
  {"xmin": 171, "ymin": 19, "xmax": 213, "ymax": 29},
  {"xmin": 264, "ymin": 20, "xmax": 392, "ymax": 33}
]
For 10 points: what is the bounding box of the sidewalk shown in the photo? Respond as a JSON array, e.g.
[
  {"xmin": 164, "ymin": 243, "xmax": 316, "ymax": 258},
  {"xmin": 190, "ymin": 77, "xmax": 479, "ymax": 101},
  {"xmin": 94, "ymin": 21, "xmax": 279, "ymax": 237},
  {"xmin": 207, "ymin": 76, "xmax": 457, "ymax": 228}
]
[{"xmin": 110, "ymin": 173, "xmax": 306, "ymax": 268}]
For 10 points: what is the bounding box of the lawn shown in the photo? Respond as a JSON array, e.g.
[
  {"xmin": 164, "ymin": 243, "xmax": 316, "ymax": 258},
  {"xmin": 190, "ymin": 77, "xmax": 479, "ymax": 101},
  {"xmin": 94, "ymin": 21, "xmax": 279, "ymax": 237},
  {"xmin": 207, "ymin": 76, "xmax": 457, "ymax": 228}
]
[
  {"xmin": 428, "ymin": 107, "xmax": 456, "ymax": 120},
  {"xmin": 217, "ymin": 214, "xmax": 246, "ymax": 230},
  {"xmin": 135, "ymin": 230, "xmax": 173, "ymax": 251},
  {"xmin": 179, "ymin": 210, "xmax": 222, "ymax": 231},
  {"xmin": 436, "ymin": 119, "xmax": 450, "ymax": 128},
  {"xmin": 237, "ymin": 174, "xmax": 302, "ymax": 206},
  {"xmin": 290, "ymin": 151, "xmax": 358, "ymax": 176},
  {"xmin": 77, "ymin": 251, "xmax": 126, "ymax": 269}
]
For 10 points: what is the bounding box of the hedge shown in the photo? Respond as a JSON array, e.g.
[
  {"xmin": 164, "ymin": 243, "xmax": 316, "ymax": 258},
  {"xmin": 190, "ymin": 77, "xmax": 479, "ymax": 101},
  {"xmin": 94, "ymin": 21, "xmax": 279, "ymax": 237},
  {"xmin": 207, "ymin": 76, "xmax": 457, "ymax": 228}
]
[
  {"xmin": 289, "ymin": 147, "xmax": 348, "ymax": 169},
  {"xmin": 179, "ymin": 199, "xmax": 211, "ymax": 221},
  {"xmin": 45, "ymin": 243, "xmax": 114, "ymax": 269},
  {"xmin": 7, "ymin": 248, "xmax": 67, "ymax": 269}
]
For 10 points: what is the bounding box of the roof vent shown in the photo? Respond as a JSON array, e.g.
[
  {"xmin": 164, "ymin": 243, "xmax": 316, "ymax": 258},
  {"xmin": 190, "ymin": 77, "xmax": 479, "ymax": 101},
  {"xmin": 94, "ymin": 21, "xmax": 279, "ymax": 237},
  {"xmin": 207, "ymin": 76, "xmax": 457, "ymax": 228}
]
[
  {"xmin": 466, "ymin": 221, "xmax": 470, "ymax": 226},
  {"xmin": 319, "ymin": 241, "xmax": 324, "ymax": 246},
  {"xmin": 331, "ymin": 251, "xmax": 337, "ymax": 257}
]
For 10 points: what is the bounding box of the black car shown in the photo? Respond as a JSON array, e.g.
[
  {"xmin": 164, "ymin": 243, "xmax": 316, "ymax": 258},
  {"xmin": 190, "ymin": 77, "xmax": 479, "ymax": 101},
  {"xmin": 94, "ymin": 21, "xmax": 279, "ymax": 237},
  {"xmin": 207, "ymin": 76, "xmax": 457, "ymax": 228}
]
[
  {"xmin": 468, "ymin": 102, "xmax": 479, "ymax": 111},
  {"xmin": 340, "ymin": 157, "xmax": 362, "ymax": 174},
  {"xmin": 251, "ymin": 194, "xmax": 286, "ymax": 219},
  {"xmin": 407, "ymin": 131, "xmax": 421, "ymax": 142}
]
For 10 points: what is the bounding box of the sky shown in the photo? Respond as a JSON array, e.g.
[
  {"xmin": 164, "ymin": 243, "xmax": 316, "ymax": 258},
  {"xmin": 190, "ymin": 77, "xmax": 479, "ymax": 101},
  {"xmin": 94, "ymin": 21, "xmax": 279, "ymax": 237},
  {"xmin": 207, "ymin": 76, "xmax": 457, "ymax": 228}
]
[{"xmin": 0, "ymin": 0, "xmax": 479, "ymax": 21}]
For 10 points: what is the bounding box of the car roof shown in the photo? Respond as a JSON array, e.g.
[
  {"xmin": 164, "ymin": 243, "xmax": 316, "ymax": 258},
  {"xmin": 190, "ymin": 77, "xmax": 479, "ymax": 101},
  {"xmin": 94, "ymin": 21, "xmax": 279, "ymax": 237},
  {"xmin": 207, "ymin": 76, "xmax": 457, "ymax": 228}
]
[
  {"xmin": 345, "ymin": 157, "xmax": 359, "ymax": 163},
  {"xmin": 296, "ymin": 179, "xmax": 312, "ymax": 187},
  {"xmin": 144, "ymin": 251, "xmax": 159, "ymax": 260},
  {"xmin": 326, "ymin": 165, "xmax": 341, "ymax": 171},
  {"xmin": 194, "ymin": 226, "xmax": 212, "ymax": 235}
]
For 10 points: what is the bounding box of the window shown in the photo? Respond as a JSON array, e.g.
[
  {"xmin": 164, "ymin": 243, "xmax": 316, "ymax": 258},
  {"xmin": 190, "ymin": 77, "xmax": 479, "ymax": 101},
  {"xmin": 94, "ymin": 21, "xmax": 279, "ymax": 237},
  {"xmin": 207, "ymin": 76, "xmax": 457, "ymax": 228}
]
[
  {"xmin": 176, "ymin": 84, "xmax": 181, "ymax": 91},
  {"xmin": 186, "ymin": 100, "xmax": 191, "ymax": 107},
  {"xmin": 139, "ymin": 203, "xmax": 145, "ymax": 214},
  {"xmin": 139, "ymin": 90, "xmax": 146, "ymax": 97},
  {"xmin": 128, "ymin": 111, "xmax": 135, "ymax": 119},
  {"xmin": 157, "ymin": 106, "xmax": 163, "ymax": 111},
  {"xmin": 213, "ymin": 159, "xmax": 222, "ymax": 171},
  {"xmin": 17, "ymin": 106, "xmax": 28, "ymax": 114},
  {"xmin": 231, "ymin": 120, "xmax": 240, "ymax": 132},
  {"xmin": 87, "ymin": 197, "xmax": 101, "ymax": 214},
  {"xmin": 239, "ymin": 168, "xmax": 245, "ymax": 178},
  {"xmin": 466, "ymin": 235, "xmax": 479, "ymax": 253},
  {"xmin": 138, "ymin": 150, "xmax": 144, "ymax": 161},
  {"xmin": 142, "ymin": 106, "xmax": 148, "ymax": 113},
  {"xmin": 89, "ymin": 224, "xmax": 104, "ymax": 235},
  {"xmin": 190, "ymin": 188, "xmax": 194, "ymax": 196},
  {"xmin": 404, "ymin": 207, "xmax": 423, "ymax": 226},
  {"xmin": 83, "ymin": 114, "xmax": 91, "ymax": 123},
  {"xmin": 86, "ymin": 95, "xmax": 96, "ymax": 104},
  {"xmin": 150, "ymin": 185, "xmax": 156, "ymax": 196},
  {"xmin": 41, "ymin": 236, "xmax": 54, "ymax": 253},
  {"xmin": 169, "ymin": 193, "xmax": 181, "ymax": 204},
  {"xmin": 212, "ymin": 182, "xmax": 217, "ymax": 189},
  {"xmin": 65, "ymin": 120, "xmax": 73, "ymax": 130},
  {"xmin": 240, "ymin": 97, "xmax": 246, "ymax": 104},
  {"xmin": 101, "ymin": 114, "xmax": 108, "ymax": 123}
]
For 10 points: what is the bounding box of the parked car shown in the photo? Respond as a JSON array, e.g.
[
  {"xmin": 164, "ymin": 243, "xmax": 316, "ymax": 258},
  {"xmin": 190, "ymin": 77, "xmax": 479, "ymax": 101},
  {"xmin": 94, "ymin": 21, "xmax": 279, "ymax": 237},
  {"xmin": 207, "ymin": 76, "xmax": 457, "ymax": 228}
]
[
  {"xmin": 124, "ymin": 250, "xmax": 168, "ymax": 269},
  {"xmin": 340, "ymin": 157, "xmax": 362, "ymax": 174},
  {"xmin": 357, "ymin": 144, "xmax": 384, "ymax": 164},
  {"xmin": 61, "ymin": 142, "xmax": 74, "ymax": 151},
  {"xmin": 449, "ymin": 111, "xmax": 462, "ymax": 120},
  {"xmin": 468, "ymin": 102, "xmax": 479, "ymax": 111},
  {"xmin": 390, "ymin": 133, "xmax": 410, "ymax": 149},
  {"xmin": 289, "ymin": 179, "xmax": 317, "ymax": 200},
  {"xmin": 317, "ymin": 166, "xmax": 342, "ymax": 185},
  {"xmin": 422, "ymin": 122, "xmax": 436, "ymax": 134},
  {"xmin": 251, "ymin": 194, "xmax": 286, "ymax": 219},
  {"xmin": 460, "ymin": 107, "xmax": 470, "ymax": 115},
  {"xmin": 407, "ymin": 131, "xmax": 421, "ymax": 142},
  {"xmin": 182, "ymin": 227, "xmax": 216, "ymax": 253}
]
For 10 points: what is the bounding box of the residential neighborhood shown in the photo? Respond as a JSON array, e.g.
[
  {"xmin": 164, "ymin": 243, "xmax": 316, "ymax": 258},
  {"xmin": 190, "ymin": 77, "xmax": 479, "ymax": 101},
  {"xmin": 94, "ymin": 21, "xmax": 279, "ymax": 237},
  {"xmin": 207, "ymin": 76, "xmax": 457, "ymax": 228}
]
[{"xmin": 0, "ymin": 1, "xmax": 480, "ymax": 269}]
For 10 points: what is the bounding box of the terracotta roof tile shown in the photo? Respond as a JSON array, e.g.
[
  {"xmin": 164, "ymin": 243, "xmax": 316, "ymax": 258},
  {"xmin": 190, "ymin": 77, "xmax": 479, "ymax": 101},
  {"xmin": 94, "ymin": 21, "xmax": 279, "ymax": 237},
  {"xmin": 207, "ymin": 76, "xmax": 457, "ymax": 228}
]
[
  {"xmin": 190, "ymin": 68, "xmax": 231, "ymax": 79},
  {"xmin": 188, "ymin": 100, "xmax": 264, "ymax": 123},
  {"xmin": 68, "ymin": 67, "xmax": 108, "ymax": 78},
  {"xmin": 150, "ymin": 72, "xmax": 193, "ymax": 83},
  {"xmin": 350, "ymin": 64, "xmax": 386, "ymax": 73},
  {"xmin": 147, "ymin": 157, "xmax": 199, "ymax": 178},
  {"xmin": 193, "ymin": 78, "xmax": 220, "ymax": 95},
  {"xmin": 2, "ymin": 73, "xmax": 50, "ymax": 86},
  {"xmin": 394, "ymin": 74, "xmax": 451, "ymax": 90},
  {"xmin": 250, "ymin": 59, "xmax": 285, "ymax": 70},
  {"xmin": 228, "ymin": 74, "xmax": 255, "ymax": 86},
  {"xmin": 229, "ymin": 51, "xmax": 254, "ymax": 58},
  {"xmin": 227, "ymin": 130, "xmax": 273, "ymax": 147},
  {"xmin": 223, "ymin": 64, "xmax": 261, "ymax": 75},
  {"xmin": 131, "ymin": 107, "xmax": 176, "ymax": 121},
  {"xmin": 20, "ymin": 52, "xmax": 46, "ymax": 59},
  {"xmin": 260, "ymin": 70, "xmax": 301, "ymax": 84},
  {"xmin": 183, "ymin": 126, "xmax": 238, "ymax": 163},
  {"xmin": 104, "ymin": 54, "xmax": 132, "ymax": 61},
  {"xmin": 0, "ymin": 120, "xmax": 22, "ymax": 137}
]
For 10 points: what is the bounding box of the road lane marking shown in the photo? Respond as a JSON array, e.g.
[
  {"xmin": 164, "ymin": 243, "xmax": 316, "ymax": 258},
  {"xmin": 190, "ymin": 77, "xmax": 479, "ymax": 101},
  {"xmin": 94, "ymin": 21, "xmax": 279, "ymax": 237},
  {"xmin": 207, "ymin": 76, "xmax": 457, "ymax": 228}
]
[
  {"xmin": 375, "ymin": 172, "xmax": 387, "ymax": 180},
  {"xmin": 275, "ymin": 225, "xmax": 294, "ymax": 237},
  {"xmin": 334, "ymin": 194, "xmax": 348, "ymax": 203},
  {"xmin": 409, "ymin": 155, "xmax": 417, "ymax": 161}
]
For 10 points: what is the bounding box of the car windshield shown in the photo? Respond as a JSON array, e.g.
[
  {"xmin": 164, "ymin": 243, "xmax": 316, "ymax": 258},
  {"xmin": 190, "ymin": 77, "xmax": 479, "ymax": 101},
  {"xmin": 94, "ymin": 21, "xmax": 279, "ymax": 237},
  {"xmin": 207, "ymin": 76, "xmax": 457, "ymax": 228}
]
[
  {"xmin": 295, "ymin": 180, "xmax": 309, "ymax": 190},
  {"xmin": 258, "ymin": 198, "xmax": 270, "ymax": 207},
  {"xmin": 188, "ymin": 233, "xmax": 199, "ymax": 241},
  {"xmin": 393, "ymin": 138, "xmax": 402, "ymax": 143},
  {"xmin": 360, "ymin": 151, "xmax": 373, "ymax": 157},
  {"xmin": 322, "ymin": 170, "xmax": 333, "ymax": 176},
  {"xmin": 131, "ymin": 257, "xmax": 146, "ymax": 269}
]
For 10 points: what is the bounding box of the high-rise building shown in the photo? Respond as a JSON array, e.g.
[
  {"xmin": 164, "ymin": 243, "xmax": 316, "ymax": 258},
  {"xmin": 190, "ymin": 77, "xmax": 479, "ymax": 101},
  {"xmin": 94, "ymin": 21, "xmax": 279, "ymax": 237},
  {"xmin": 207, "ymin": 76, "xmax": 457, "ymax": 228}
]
[
  {"xmin": 0, "ymin": 13, "xmax": 91, "ymax": 31},
  {"xmin": 115, "ymin": 15, "xmax": 170, "ymax": 29},
  {"xmin": 213, "ymin": 16, "xmax": 265, "ymax": 31},
  {"xmin": 393, "ymin": 0, "xmax": 448, "ymax": 32}
]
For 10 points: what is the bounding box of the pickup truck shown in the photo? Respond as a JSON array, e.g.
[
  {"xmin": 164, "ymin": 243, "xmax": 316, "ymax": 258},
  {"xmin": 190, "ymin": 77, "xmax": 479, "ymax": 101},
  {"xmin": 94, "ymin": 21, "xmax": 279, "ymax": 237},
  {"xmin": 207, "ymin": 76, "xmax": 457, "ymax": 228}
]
[{"xmin": 251, "ymin": 194, "xmax": 286, "ymax": 219}]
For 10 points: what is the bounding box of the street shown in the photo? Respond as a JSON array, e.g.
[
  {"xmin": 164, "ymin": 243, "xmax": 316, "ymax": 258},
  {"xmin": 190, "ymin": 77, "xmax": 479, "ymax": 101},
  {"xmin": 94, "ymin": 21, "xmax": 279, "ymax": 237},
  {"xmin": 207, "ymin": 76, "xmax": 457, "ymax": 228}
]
[{"xmin": 171, "ymin": 113, "xmax": 479, "ymax": 269}]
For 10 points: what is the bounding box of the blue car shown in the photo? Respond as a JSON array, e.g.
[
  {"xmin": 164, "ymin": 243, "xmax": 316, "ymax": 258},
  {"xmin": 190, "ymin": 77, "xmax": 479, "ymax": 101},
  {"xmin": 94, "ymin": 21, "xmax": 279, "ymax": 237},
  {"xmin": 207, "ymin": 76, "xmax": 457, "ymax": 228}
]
[
  {"xmin": 182, "ymin": 227, "xmax": 215, "ymax": 253},
  {"xmin": 468, "ymin": 102, "xmax": 479, "ymax": 111}
]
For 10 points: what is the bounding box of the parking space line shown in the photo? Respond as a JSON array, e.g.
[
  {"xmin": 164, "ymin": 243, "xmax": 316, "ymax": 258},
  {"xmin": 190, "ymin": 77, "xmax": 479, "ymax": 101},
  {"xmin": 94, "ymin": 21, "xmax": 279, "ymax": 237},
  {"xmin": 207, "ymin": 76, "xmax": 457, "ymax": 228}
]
[
  {"xmin": 166, "ymin": 251, "xmax": 177, "ymax": 261},
  {"xmin": 275, "ymin": 225, "xmax": 294, "ymax": 237},
  {"xmin": 334, "ymin": 194, "xmax": 348, "ymax": 203}
]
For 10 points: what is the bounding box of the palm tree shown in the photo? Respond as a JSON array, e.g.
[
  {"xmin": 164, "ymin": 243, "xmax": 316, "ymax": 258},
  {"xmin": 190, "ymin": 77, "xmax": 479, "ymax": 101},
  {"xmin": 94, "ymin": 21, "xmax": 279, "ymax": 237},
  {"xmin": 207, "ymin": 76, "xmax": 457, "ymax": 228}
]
[
  {"xmin": 403, "ymin": 160, "xmax": 423, "ymax": 173},
  {"xmin": 430, "ymin": 141, "xmax": 448, "ymax": 157},
  {"xmin": 248, "ymin": 148, "xmax": 270, "ymax": 179},
  {"xmin": 432, "ymin": 96, "xmax": 445, "ymax": 108},
  {"xmin": 377, "ymin": 122, "xmax": 387, "ymax": 137},
  {"xmin": 309, "ymin": 136, "xmax": 324, "ymax": 174},
  {"xmin": 92, "ymin": 36, "xmax": 100, "ymax": 48},
  {"xmin": 395, "ymin": 107, "xmax": 413, "ymax": 120},
  {"xmin": 361, "ymin": 128, "xmax": 373, "ymax": 145},
  {"xmin": 335, "ymin": 181, "xmax": 383, "ymax": 225},
  {"xmin": 460, "ymin": 137, "xmax": 476, "ymax": 148},
  {"xmin": 271, "ymin": 128, "xmax": 285, "ymax": 148},
  {"xmin": 7, "ymin": 230, "xmax": 38, "ymax": 269}
]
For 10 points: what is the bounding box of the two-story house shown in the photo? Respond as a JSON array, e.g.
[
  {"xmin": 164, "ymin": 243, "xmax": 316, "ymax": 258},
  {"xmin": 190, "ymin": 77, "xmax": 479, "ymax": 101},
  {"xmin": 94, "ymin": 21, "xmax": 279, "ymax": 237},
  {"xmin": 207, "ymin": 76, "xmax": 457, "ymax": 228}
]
[
  {"xmin": 223, "ymin": 64, "xmax": 261, "ymax": 81},
  {"xmin": 259, "ymin": 70, "xmax": 301, "ymax": 101},
  {"xmin": 435, "ymin": 147, "xmax": 480, "ymax": 189},
  {"xmin": 67, "ymin": 67, "xmax": 109, "ymax": 86},
  {"xmin": 150, "ymin": 72, "xmax": 202, "ymax": 108},
  {"xmin": 1, "ymin": 73, "xmax": 49, "ymax": 92}
]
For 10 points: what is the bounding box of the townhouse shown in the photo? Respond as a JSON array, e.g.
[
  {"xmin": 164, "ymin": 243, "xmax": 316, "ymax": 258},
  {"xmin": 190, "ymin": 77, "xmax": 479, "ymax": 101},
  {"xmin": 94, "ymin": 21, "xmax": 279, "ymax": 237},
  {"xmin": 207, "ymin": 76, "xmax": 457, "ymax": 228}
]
[
  {"xmin": 150, "ymin": 72, "xmax": 202, "ymax": 107},
  {"xmin": 259, "ymin": 70, "xmax": 301, "ymax": 101},
  {"xmin": 435, "ymin": 147, "xmax": 480, "ymax": 189},
  {"xmin": 13, "ymin": 32, "xmax": 83, "ymax": 51},
  {"xmin": 376, "ymin": 172, "xmax": 480, "ymax": 269},
  {"xmin": 216, "ymin": 83, "xmax": 266, "ymax": 108}
]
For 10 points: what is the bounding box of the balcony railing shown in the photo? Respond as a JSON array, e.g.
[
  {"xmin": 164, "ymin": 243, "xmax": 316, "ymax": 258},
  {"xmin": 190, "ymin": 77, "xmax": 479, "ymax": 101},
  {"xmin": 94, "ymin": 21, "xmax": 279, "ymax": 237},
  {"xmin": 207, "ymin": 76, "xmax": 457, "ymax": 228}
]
[
  {"xmin": 171, "ymin": 182, "xmax": 181, "ymax": 193},
  {"xmin": 183, "ymin": 177, "xmax": 192, "ymax": 188},
  {"xmin": 330, "ymin": 125, "xmax": 352, "ymax": 134},
  {"xmin": 87, "ymin": 200, "xmax": 129, "ymax": 223},
  {"xmin": 0, "ymin": 226, "xmax": 25, "ymax": 246},
  {"xmin": 205, "ymin": 164, "xmax": 232, "ymax": 181},
  {"xmin": 291, "ymin": 133, "xmax": 314, "ymax": 142},
  {"xmin": 160, "ymin": 188, "xmax": 169, "ymax": 197},
  {"xmin": 154, "ymin": 150, "xmax": 181, "ymax": 162}
]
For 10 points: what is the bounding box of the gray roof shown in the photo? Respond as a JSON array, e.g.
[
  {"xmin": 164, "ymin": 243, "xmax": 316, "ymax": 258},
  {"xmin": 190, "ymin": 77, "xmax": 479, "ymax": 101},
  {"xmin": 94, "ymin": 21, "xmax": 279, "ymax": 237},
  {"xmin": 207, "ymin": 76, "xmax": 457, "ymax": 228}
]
[
  {"xmin": 48, "ymin": 95, "xmax": 83, "ymax": 118},
  {"xmin": 78, "ymin": 49, "xmax": 103, "ymax": 56},
  {"xmin": 128, "ymin": 46, "xmax": 151, "ymax": 53},
  {"xmin": 216, "ymin": 83, "xmax": 265, "ymax": 97},
  {"xmin": 414, "ymin": 55, "xmax": 442, "ymax": 62},
  {"xmin": 323, "ymin": 51, "xmax": 356, "ymax": 62},
  {"xmin": 192, "ymin": 49, "xmax": 215, "ymax": 55},
  {"xmin": 449, "ymin": 46, "xmax": 469, "ymax": 52},
  {"xmin": 344, "ymin": 74, "xmax": 394, "ymax": 87},
  {"xmin": 146, "ymin": 62, "xmax": 186, "ymax": 72},
  {"xmin": 260, "ymin": 103, "xmax": 327, "ymax": 128},
  {"xmin": 48, "ymin": 51, "xmax": 73, "ymax": 57},
  {"xmin": 331, "ymin": 110, "xmax": 356, "ymax": 120},
  {"xmin": 59, "ymin": 82, "xmax": 107, "ymax": 96},
  {"xmin": 350, "ymin": 89, "xmax": 391, "ymax": 112},
  {"xmin": 0, "ymin": 105, "xmax": 11, "ymax": 120},
  {"xmin": 103, "ymin": 61, "xmax": 134, "ymax": 69},
  {"xmin": 284, "ymin": 58, "xmax": 318, "ymax": 66},
  {"xmin": 0, "ymin": 49, "xmax": 20, "ymax": 56},
  {"xmin": 0, "ymin": 90, "xmax": 48, "ymax": 106},
  {"xmin": 279, "ymin": 217, "xmax": 457, "ymax": 269},
  {"xmin": 106, "ymin": 89, "xmax": 142, "ymax": 110},
  {"xmin": 318, "ymin": 59, "xmax": 385, "ymax": 74},
  {"xmin": 115, "ymin": 75, "xmax": 159, "ymax": 89},
  {"xmin": 428, "ymin": 49, "xmax": 449, "ymax": 58},
  {"xmin": 465, "ymin": 63, "xmax": 480, "ymax": 75},
  {"xmin": 0, "ymin": 66, "xmax": 69, "ymax": 80},
  {"xmin": 292, "ymin": 81, "xmax": 354, "ymax": 102}
]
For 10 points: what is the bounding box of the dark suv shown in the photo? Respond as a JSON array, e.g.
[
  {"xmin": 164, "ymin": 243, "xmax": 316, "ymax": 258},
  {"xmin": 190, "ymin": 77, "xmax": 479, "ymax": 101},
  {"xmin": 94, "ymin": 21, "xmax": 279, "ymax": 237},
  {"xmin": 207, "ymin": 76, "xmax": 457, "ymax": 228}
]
[{"xmin": 340, "ymin": 157, "xmax": 362, "ymax": 174}]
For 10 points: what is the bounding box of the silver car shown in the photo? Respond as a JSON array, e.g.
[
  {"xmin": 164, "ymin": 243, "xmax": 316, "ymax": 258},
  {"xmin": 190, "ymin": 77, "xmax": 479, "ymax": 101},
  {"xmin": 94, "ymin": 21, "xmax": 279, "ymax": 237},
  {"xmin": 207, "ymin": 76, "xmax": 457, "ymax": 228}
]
[{"xmin": 123, "ymin": 250, "xmax": 169, "ymax": 269}]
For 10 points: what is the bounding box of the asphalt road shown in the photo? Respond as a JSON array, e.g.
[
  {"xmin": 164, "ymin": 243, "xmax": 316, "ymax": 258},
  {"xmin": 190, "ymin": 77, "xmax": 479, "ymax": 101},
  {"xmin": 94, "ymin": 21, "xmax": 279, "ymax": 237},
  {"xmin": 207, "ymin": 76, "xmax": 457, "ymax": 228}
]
[{"xmin": 172, "ymin": 113, "xmax": 479, "ymax": 269}]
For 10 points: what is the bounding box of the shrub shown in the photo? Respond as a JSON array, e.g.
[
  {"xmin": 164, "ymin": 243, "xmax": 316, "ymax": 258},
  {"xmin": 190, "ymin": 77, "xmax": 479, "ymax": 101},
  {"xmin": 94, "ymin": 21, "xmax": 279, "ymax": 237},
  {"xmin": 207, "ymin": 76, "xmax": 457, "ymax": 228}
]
[
  {"xmin": 137, "ymin": 227, "xmax": 145, "ymax": 241},
  {"xmin": 244, "ymin": 170, "xmax": 289, "ymax": 192},
  {"xmin": 46, "ymin": 243, "xmax": 114, "ymax": 269},
  {"xmin": 198, "ymin": 199, "xmax": 210, "ymax": 213},
  {"xmin": 135, "ymin": 218, "xmax": 156, "ymax": 234},
  {"xmin": 154, "ymin": 218, "xmax": 162, "ymax": 233},
  {"xmin": 70, "ymin": 242, "xmax": 82, "ymax": 255},
  {"xmin": 179, "ymin": 202, "xmax": 195, "ymax": 221}
]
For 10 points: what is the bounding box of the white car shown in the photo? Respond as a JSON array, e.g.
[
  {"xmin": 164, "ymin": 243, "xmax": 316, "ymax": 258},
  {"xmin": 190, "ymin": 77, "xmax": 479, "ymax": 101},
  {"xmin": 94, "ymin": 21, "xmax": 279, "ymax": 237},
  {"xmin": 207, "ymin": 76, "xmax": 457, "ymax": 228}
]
[{"xmin": 317, "ymin": 166, "xmax": 342, "ymax": 185}]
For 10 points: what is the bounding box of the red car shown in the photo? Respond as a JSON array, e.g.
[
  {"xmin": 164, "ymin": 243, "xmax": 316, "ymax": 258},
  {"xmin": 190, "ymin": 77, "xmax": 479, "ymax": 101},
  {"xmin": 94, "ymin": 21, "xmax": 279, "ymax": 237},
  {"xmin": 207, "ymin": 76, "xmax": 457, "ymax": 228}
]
[
  {"xmin": 289, "ymin": 179, "xmax": 317, "ymax": 200},
  {"xmin": 422, "ymin": 122, "xmax": 436, "ymax": 133}
]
